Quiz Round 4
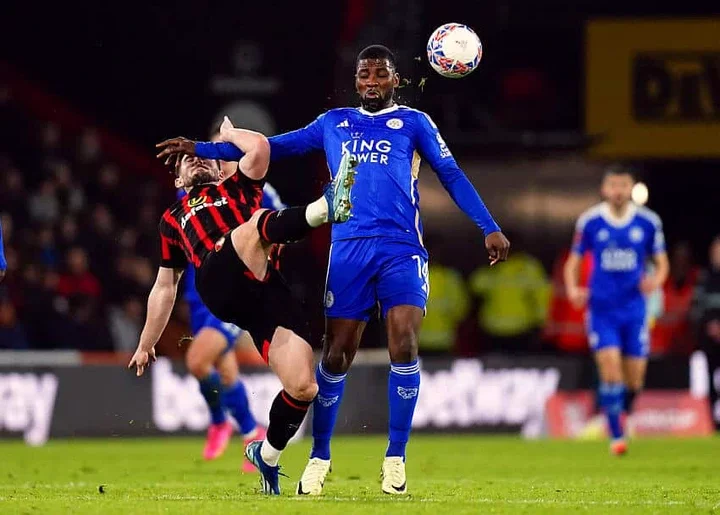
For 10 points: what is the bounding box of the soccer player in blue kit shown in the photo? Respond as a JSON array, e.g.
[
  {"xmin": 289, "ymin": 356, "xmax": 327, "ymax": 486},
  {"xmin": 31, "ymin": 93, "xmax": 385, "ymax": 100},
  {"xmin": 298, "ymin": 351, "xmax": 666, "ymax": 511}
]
[
  {"xmin": 177, "ymin": 138, "xmax": 287, "ymax": 469},
  {"xmin": 564, "ymin": 165, "xmax": 669, "ymax": 455},
  {"xmin": 156, "ymin": 45, "xmax": 510, "ymax": 495}
]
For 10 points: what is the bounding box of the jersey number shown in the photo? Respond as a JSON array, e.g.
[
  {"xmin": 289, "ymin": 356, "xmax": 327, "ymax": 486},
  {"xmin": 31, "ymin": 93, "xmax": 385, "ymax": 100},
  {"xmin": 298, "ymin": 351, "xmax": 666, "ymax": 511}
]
[{"xmin": 412, "ymin": 255, "xmax": 430, "ymax": 295}]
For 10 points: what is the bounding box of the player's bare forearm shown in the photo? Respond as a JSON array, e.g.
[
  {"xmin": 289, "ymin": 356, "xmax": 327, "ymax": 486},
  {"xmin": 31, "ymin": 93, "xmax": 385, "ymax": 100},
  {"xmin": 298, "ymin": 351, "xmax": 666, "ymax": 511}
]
[
  {"xmin": 652, "ymin": 252, "xmax": 670, "ymax": 286},
  {"xmin": 138, "ymin": 269, "xmax": 181, "ymax": 351},
  {"xmin": 218, "ymin": 117, "xmax": 270, "ymax": 180},
  {"xmin": 563, "ymin": 253, "xmax": 581, "ymax": 293}
]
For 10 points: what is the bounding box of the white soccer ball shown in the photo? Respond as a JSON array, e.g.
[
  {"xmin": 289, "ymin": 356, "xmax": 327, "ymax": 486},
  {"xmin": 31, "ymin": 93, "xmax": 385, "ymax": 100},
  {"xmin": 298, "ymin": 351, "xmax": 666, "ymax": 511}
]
[{"xmin": 426, "ymin": 23, "xmax": 483, "ymax": 78}]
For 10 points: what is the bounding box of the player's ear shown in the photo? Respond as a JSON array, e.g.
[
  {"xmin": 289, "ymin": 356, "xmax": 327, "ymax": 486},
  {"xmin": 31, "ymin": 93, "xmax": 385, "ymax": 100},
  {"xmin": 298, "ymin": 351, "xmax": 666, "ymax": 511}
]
[
  {"xmin": 393, "ymin": 73, "xmax": 400, "ymax": 88},
  {"xmin": 174, "ymin": 176, "xmax": 183, "ymax": 189}
]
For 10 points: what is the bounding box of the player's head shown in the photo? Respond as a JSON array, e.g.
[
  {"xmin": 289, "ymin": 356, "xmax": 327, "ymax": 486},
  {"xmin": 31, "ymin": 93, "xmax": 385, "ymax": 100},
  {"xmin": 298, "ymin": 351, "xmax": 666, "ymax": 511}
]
[
  {"xmin": 355, "ymin": 44, "xmax": 400, "ymax": 112},
  {"xmin": 210, "ymin": 131, "xmax": 238, "ymax": 178},
  {"xmin": 174, "ymin": 154, "xmax": 221, "ymax": 189},
  {"xmin": 601, "ymin": 164, "xmax": 635, "ymax": 209}
]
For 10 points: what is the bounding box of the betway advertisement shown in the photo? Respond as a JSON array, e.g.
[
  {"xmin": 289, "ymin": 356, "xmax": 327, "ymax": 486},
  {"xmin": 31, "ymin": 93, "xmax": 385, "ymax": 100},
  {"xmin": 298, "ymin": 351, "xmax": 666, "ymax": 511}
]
[{"xmin": 0, "ymin": 354, "xmax": 714, "ymax": 443}]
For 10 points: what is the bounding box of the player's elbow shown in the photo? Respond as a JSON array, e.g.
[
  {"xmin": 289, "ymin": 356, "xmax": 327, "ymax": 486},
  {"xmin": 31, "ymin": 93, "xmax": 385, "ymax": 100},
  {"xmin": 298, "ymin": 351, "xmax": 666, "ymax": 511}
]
[{"xmin": 240, "ymin": 136, "xmax": 271, "ymax": 180}]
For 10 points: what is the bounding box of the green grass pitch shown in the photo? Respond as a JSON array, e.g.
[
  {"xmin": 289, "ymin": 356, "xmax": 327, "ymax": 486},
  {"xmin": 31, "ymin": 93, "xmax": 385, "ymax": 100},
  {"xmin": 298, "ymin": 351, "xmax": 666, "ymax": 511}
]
[{"xmin": 1, "ymin": 435, "xmax": 719, "ymax": 514}]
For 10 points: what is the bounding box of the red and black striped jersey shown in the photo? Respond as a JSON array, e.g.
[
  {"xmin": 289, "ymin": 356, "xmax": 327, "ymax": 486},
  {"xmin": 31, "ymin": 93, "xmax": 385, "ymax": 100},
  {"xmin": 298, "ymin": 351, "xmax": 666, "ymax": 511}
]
[{"xmin": 158, "ymin": 172, "xmax": 264, "ymax": 269}]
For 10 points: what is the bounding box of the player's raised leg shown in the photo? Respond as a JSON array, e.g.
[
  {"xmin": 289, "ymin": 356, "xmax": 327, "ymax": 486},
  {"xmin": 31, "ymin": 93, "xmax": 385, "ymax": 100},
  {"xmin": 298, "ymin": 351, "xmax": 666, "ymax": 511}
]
[{"xmin": 185, "ymin": 327, "xmax": 235, "ymax": 460}]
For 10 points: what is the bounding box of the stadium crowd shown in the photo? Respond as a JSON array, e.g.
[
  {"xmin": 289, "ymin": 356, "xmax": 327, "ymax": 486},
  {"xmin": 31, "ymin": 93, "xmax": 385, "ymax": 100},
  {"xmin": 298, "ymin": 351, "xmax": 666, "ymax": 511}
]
[{"xmin": 1, "ymin": 87, "xmax": 718, "ymax": 357}]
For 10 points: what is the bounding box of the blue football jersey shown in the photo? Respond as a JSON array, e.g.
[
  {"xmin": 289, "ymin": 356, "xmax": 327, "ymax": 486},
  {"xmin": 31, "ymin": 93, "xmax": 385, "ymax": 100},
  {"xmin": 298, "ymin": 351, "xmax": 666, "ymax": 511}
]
[
  {"xmin": 572, "ymin": 202, "xmax": 665, "ymax": 311},
  {"xmin": 266, "ymin": 104, "xmax": 493, "ymax": 244}
]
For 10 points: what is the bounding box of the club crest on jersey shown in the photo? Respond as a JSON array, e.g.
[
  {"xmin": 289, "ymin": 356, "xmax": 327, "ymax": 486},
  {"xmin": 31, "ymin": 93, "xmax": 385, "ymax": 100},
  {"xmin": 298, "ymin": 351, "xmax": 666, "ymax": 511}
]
[
  {"xmin": 187, "ymin": 195, "xmax": 208, "ymax": 208},
  {"xmin": 596, "ymin": 229, "xmax": 610, "ymax": 242},
  {"xmin": 386, "ymin": 118, "xmax": 404, "ymax": 129},
  {"xmin": 629, "ymin": 226, "xmax": 644, "ymax": 243}
]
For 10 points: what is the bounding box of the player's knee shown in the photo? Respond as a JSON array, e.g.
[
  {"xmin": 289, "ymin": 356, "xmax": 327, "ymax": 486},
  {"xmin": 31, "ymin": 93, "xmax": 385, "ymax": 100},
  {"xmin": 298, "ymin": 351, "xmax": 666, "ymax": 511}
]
[
  {"xmin": 186, "ymin": 352, "xmax": 212, "ymax": 379},
  {"xmin": 322, "ymin": 336, "xmax": 355, "ymax": 374},
  {"xmin": 285, "ymin": 379, "xmax": 318, "ymax": 403},
  {"xmin": 217, "ymin": 364, "xmax": 237, "ymax": 386},
  {"xmin": 388, "ymin": 325, "xmax": 418, "ymax": 363}
]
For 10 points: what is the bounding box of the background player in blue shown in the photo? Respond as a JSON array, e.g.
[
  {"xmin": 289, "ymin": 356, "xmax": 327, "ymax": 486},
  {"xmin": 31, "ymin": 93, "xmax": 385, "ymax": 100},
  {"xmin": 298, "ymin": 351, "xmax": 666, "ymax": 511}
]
[
  {"xmin": 177, "ymin": 132, "xmax": 287, "ymax": 469},
  {"xmin": 0, "ymin": 217, "xmax": 6, "ymax": 283},
  {"xmin": 156, "ymin": 45, "xmax": 510, "ymax": 495},
  {"xmin": 564, "ymin": 166, "xmax": 669, "ymax": 455}
]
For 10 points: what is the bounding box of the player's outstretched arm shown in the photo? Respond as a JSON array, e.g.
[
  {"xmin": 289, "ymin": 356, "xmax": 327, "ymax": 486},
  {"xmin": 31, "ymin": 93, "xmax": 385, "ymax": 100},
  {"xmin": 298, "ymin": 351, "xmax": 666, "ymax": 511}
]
[
  {"xmin": 128, "ymin": 266, "xmax": 183, "ymax": 377},
  {"xmin": 216, "ymin": 116, "xmax": 270, "ymax": 181},
  {"xmin": 185, "ymin": 114, "xmax": 327, "ymax": 163},
  {"xmin": 415, "ymin": 113, "xmax": 509, "ymax": 264}
]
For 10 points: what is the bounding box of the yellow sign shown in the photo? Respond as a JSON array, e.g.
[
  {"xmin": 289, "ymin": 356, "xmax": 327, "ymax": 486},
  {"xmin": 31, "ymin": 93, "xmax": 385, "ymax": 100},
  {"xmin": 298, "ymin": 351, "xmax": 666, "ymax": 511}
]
[{"xmin": 586, "ymin": 19, "xmax": 720, "ymax": 158}]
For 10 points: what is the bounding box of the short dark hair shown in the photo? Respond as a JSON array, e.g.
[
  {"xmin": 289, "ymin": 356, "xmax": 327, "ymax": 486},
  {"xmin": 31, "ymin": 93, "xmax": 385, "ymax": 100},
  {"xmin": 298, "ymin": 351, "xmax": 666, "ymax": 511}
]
[
  {"xmin": 603, "ymin": 163, "xmax": 635, "ymax": 181},
  {"xmin": 356, "ymin": 45, "xmax": 397, "ymax": 70}
]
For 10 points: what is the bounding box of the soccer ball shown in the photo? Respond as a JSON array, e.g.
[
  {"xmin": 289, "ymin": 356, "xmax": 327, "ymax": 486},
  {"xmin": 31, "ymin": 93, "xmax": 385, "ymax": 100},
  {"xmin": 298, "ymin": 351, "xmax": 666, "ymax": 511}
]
[{"xmin": 426, "ymin": 23, "xmax": 483, "ymax": 78}]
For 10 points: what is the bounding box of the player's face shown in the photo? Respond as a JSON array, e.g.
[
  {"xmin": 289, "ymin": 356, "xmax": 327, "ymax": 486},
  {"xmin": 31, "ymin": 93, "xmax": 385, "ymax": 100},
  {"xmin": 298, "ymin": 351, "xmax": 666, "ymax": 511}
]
[
  {"xmin": 175, "ymin": 155, "xmax": 221, "ymax": 189},
  {"xmin": 355, "ymin": 58, "xmax": 399, "ymax": 112},
  {"xmin": 601, "ymin": 173, "xmax": 634, "ymax": 208}
]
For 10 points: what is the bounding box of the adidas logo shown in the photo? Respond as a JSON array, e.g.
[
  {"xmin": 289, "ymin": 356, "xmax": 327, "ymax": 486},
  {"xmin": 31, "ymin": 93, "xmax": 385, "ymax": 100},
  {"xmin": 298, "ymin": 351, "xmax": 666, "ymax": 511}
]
[{"xmin": 336, "ymin": 119, "xmax": 349, "ymax": 128}]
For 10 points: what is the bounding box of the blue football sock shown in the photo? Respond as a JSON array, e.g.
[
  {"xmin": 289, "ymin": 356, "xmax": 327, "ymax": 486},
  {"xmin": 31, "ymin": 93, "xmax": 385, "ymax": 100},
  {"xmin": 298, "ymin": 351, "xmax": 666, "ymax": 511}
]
[
  {"xmin": 386, "ymin": 360, "xmax": 421, "ymax": 459},
  {"xmin": 310, "ymin": 362, "xmax": 347, "ymax": 460},
  {"xmin": 222, "ymin": 380, "xmax": 256, "ymax": 435},
  {"xmin": 599, "ymin": 382, "xmax": 625, "ymax": 440},
  {"xmin": 199, "ymin": 370, "xmax": 226, "ymax": 426}
]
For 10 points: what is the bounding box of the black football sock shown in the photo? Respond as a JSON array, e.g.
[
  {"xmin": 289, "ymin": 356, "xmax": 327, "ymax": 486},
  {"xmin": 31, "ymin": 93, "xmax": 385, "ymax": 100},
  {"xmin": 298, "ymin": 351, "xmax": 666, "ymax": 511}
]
[
  {"xmin": 266, "ymin": 390, "xmax": 313, "ymax": 452},
  {"xmin": 257, "ymin": 207, "xmax": 314, "ymax": 244}
]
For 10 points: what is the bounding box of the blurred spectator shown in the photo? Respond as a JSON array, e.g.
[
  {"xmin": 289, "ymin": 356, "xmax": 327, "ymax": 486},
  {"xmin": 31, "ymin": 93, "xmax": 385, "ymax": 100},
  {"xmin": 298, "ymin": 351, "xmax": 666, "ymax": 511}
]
[
  {"xmin": 28, "ymin": 178, "xmax": 60, "ymax": 225},
  {"xmin": 58, "ymin": 216, "xmax": 81, "ymax": 253},
  {"xmin": 419, "ymin": 236, "xmax": 469, "ymax": 354},
  {"xmin": 0, "ymin": 164, "xmax": 29, "ymax": 225},
  {"xmin": 0, "ymin": 296, "xmax": 28, "ymax": 349},
  {"xmin": 469, "ymin": 235, "xmax": 550, "ymax": 352},
  {"xmin": 81, "ymin": 203, "xmax": 117, "ymax": 278},
  {"xmin": 74, "ymin": 127, "xmax": 103, "ymax": 177},
  {"xmin": 91, "ymin": 163, "xmax": 127, "ymax": 218},
  {"xmin": 543, "ymin": 247, "xmax": 592, "ymax": 354},
  {"xmin": 109, "ymin": 296, "xmax": 144, "ymax": 352},
  {"xmin": 692, "ymin": 236, "xmax": 720, "ymax": 429},
  {"xmin": 51, "ymin": 160, "xmax": 86, "ymax": 214},
  {"xmin": 34, "ymin": 226, "xmax": 60, "ymax": 268},
  {"xmin": 56, "ymin": 247, "xmax": 101, "ymax": 299},
  {"xmin": 53, "ymin": 294, "xmax": 113, "ymax": 351},
  {"xmin": 650, "ymin": 241, "xmax": 700, "ymax": 355}
]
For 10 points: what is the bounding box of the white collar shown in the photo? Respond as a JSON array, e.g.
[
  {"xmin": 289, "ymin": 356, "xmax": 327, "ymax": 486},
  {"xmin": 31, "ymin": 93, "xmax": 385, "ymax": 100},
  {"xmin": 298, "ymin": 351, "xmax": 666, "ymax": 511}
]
[
  {"xmin": 600, "ymin": 201, "xmax": 637, "ymax": 228},
  {"xmin": 357, "ymin": 104, "xmax": 400, "ymax": 116}
]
